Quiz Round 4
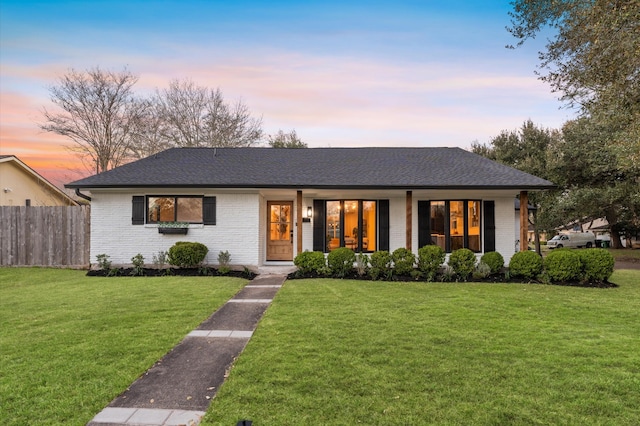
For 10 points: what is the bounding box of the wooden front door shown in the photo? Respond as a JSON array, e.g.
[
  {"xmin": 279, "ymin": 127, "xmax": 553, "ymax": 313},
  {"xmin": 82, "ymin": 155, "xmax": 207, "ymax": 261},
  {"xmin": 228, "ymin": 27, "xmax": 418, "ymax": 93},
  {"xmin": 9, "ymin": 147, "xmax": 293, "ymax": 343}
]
[{"xmin": 267, "ymin": 201, "xmax": 293, "ymax": 261}]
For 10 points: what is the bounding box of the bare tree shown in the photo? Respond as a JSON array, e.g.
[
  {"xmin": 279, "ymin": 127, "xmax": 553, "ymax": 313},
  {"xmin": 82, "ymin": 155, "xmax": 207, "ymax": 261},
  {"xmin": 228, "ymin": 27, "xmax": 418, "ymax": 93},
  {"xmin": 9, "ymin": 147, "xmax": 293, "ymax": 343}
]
[
  {"xmin": 155, "ymin": 79, "xmax": 263, "ymax": 148},
  {"xmin": 40, "ymin": 67, "xmax": 144, "ymax": 173},
  {"xmin": 128, "ymin": 98, "xmax": 172, "ymax": 159},
  {"xmin": 268, "ymin": 129, "xmax": 307, "ymax": 148}
]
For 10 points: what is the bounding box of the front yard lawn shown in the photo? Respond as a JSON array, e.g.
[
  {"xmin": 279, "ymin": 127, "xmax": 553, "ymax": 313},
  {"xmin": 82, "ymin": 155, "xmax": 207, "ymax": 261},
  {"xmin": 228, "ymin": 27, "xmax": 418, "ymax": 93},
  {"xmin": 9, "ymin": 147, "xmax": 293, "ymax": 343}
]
[
  {"xmin": 0, "ymin": 268, "xmax": 246, "ymax": 426},
  {"xmin": 205, "ymin": 270, "xmax": 640, "ymax": 425}
]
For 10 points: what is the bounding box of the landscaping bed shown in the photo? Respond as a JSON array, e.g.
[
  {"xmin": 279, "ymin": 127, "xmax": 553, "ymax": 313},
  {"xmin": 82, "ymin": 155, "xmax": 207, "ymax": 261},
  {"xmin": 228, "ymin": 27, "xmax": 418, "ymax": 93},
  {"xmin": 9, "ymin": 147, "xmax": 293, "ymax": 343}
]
[{"xmin": 87, "ymin": 267, "xmax": 256, "ymax": 279}]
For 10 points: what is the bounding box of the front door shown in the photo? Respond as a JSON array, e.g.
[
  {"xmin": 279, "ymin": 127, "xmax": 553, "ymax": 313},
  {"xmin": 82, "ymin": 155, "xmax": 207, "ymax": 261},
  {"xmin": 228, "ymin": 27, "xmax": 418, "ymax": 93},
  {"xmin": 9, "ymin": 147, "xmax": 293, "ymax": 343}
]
[{"xmin": 267, "ymin": 201, "xmax": 293, "ymax": 261}]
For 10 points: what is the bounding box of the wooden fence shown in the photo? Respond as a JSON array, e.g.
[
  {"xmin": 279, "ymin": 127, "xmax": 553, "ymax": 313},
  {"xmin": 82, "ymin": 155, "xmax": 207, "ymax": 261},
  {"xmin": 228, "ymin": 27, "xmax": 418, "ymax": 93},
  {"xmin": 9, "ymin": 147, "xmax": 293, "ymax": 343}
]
[{"xmin": 0, "ymin": 206, "xmax": 90, "ymax": 267}]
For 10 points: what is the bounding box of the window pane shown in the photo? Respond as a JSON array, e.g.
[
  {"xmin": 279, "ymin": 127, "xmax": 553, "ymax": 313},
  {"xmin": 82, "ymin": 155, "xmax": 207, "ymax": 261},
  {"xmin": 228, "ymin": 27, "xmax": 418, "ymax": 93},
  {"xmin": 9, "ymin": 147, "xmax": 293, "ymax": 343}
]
[
  {"xmin": 363, "ymin": 201, "xmax": 376, "ymax": 252},
  {"xmin": 177, "ymin": 197, "xmax": 203, "ymax": 223},
  {"xmin": 430, "ymin": 201, "xmax": 445, "ymax": 250},
  {"xmin": 468, "ymin": 200, "xmax": 481, "ymax": 252},
  {"xmin": 344, "ymin": 201, "xmax": 358, "ymax": 250},
  {"xmin": 450, "ymin": 201, "xmax": 464, "ymax": 251},
  {"xmin": 269, "ymin": 205, "xmax": 291, "ymax": 241},
  {"xmin": 326, "ymin": 201, "xmax": 340, "ymax": 251},
  {"xmin": 148, "ymin": 197, "xmax": 175, "ymax": 223}
]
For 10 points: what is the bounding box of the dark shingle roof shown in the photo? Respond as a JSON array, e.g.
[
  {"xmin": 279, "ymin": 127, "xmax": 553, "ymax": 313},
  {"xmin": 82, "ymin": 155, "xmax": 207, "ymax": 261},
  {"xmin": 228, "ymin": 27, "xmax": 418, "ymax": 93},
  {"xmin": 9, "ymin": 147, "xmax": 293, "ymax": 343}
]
[{"xmin": 65, "ymin": 147, "xmax": 555, "ymax": 190}]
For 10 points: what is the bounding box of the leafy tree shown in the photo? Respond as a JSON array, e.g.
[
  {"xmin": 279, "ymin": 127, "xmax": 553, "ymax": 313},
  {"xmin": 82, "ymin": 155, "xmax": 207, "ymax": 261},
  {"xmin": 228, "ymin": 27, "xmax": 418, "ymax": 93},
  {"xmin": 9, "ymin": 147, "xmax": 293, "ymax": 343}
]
[
  {"xmin": 508, "ymin": 0, "xmax": 640, "ymax": 175},
  {"xmin": 471, "ymin": 120, "xmax": 559, "ymax": 253},
  {"xmin": 40, "ymin": 67, "xmax": 145, "ymax": 173},
  {"xmin": 543, "ymin": 117, "xmax": 640, "ymax": 248},
  {"xmin": 268, "ymin": 129, "xmax": 307, "ymax": 148},
  {"xmin": 507, "ymin": 0, "xmax": 640, "ymax": 248}
]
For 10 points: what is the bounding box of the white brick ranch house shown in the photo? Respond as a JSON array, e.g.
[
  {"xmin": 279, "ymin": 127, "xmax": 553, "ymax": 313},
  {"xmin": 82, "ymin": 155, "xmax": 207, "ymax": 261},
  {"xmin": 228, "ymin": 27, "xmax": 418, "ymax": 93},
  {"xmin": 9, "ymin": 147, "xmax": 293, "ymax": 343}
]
[{"xmin": 66, "ymin": 147, "xmax": 554, "ymax": 268}]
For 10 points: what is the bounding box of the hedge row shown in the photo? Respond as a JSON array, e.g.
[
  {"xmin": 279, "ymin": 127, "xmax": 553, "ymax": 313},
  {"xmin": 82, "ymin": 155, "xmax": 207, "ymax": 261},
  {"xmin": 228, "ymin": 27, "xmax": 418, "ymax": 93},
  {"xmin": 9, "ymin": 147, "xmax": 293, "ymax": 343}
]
[{"xmin": 294, "ymin": 247, "xmax": 615, "ymax": 285}]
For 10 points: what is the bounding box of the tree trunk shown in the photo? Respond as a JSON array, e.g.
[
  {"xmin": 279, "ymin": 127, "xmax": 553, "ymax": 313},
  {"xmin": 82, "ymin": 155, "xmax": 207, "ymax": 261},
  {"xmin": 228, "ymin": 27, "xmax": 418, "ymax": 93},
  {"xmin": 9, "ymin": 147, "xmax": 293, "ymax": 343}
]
[{"xmin": 605, "ymin": 209, "xmax": 624, "ymax": 249}]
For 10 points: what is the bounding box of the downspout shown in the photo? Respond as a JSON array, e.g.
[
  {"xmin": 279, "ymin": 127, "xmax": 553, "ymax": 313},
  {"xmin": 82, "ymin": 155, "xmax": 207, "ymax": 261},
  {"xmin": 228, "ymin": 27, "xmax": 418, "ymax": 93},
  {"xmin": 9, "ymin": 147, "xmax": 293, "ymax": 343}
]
[{"xmin": 75, "ymin": 188, "xmax": 92, "ymax": 202}]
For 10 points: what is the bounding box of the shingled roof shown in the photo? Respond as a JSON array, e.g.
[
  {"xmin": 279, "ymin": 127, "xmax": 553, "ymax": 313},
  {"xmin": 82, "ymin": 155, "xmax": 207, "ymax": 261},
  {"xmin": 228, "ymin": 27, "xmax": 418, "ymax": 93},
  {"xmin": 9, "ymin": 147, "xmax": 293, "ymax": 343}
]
[{"xmin": 66, "ymin": 147, "xmax": 555, "ymax": 190}]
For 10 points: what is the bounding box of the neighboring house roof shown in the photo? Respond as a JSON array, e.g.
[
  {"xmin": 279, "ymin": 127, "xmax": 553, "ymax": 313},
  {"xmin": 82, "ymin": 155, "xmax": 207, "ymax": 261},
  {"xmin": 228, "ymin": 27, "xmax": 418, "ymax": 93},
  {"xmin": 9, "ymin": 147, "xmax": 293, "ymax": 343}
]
[
  {"xmin": 1, "ymin": 155, "xmax": 79, "ymax": 206},
  {"xmin": 66, "ymin": 147, "xmax": 555, "ymax": 190}
]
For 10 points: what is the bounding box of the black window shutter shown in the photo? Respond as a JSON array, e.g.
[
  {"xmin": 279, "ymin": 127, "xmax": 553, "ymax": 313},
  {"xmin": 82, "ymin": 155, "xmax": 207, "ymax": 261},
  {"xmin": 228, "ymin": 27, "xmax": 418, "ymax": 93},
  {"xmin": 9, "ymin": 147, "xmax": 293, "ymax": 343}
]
[
  {"xmin": 483, "ymin": 200, "xmax": 495, "ymax": 252},
  {"xmin": 203, "ymin": 197, "xmax": 216, "ymax": 225},
  {"xmin": 378, "ymin": 199, "xmax": 390, "ymax": 251},
  {"xmin": 312, "ymin": 200, "xmax": 325, "ymax": 252},
  {"xmin": 132, "ymin": 196, "xmax": 145, "ymax": 225},
  {"xmin": 417, "ymin": 201, "xmax": 430, "ymax": 248}
]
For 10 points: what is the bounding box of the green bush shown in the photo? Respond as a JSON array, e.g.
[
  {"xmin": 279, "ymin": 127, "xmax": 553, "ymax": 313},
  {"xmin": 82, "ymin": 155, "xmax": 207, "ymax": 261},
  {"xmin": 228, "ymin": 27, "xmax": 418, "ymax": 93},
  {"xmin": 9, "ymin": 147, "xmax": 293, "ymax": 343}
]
[
  {"xmin": 391, "ymin": 247, "xmax": 416, "ymax": 276},
  {"xmin": 480, "ymin": 251, "xmax": 504, "ymax": 274},
  {"xmin": 579, "ymin": 248, "xmax": 615, "ymax": 282},
  {"xmin": 168, "ymin": 241, "xmax": 209, "ymax": 268},
  {"xmin": 448, "ymin": 248, "xmax": 477, "ymax": 281},
  {"xmin": 369, "ymin": 250, "xmax": 392, "ymax": 280},
  {"xmin": 327, "ymin": 247, "xmax": 356, "ymax": 278},
  {"xmin": 473, "ymin": 261, "xmax": 492, "ymax": 280},
  {"xmin": 294, "ymin": 251, "xmax": 326, "ymax": 275},
  {"xmin": 355, "ymin": 253, "xmax": 369, "ymax": 276},
  {"xmin": 131, "ymin": 253, "xmax": 145, "ymax": 276},
  {"xmin": 509, "ymin": 251, "xmax": 543, "ymax": 279},
  {"xmin": 217, "ymin": 250, "xmax": 231, "ymax": 275},
  {"xmin": 417, "ymin": 245, "xmax": 446, "ymax": 281},
  {"xmin": 544, "ymin": 249, "xmax": 583, "ymax": 282}
]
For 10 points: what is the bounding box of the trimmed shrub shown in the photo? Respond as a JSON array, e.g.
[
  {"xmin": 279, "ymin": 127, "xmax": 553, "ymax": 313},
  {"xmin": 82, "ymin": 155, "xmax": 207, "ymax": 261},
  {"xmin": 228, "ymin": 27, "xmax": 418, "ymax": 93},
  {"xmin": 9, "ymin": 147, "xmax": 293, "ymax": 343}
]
[
  {"xmin": 480, "ymin": 251, "xmax": 504, "ymax": 274},
  {"xmin": 168, "ymin": 241, "xmax": 209, "ymax": 268},
  {"xmin": 579, "ymin": 248, "xmax": 615, "ymax": 282},
  {"xmin": 418, "ymin": 245, "xmax": 446, "ymax": 281},
  {"xmin": 327, "ymin": 247, "xmax": 356, "ymax": 278},
  {"xmin": 544, "ymin": 249, "xmax": 582, "ymax": 282},
  {"xmin": 391, "ymin": 247, "xmax": 416, "ymax": 276},
  {"xmin": 448, "ymin": 248, "xmax": 477, "ymax": 281},
  {"xmin": 370, "ymin": 250, "xmax": 392, "ymax": 280},
  {"xmin": 509, "ymin": 251, "xmax": 543, "ymax": 279},
  {"xmin": 294, "ymin": 251, "xmax": 326, "ymax": 275}
]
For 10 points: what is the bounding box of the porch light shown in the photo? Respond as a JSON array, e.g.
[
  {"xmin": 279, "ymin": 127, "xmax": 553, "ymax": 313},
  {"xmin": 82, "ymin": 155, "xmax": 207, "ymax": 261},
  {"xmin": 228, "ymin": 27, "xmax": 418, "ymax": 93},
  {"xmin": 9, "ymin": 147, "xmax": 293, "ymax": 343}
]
[{"xmin": 303, "ymin": 206, "xmax": 312, "ymax": 222}]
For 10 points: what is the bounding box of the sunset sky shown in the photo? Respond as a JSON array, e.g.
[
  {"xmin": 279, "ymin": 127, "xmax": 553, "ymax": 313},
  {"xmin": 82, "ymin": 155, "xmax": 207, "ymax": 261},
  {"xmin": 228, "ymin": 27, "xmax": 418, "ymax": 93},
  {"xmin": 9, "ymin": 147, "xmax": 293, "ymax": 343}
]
[{"xmin": 0, "ymin": 0, "xmax": 572, "ymax": 187}]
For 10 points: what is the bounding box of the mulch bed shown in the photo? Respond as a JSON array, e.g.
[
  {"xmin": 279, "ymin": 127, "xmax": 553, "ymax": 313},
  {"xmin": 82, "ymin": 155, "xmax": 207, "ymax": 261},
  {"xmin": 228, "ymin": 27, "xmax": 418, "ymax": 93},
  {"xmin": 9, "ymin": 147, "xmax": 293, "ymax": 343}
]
[
  {"xmin": 87, "ymin": 267, "xmax": 256, "ymax": 279},
  {"xmin": 287, "ymin": 270, "xmax": 618, "ymax": 288}
]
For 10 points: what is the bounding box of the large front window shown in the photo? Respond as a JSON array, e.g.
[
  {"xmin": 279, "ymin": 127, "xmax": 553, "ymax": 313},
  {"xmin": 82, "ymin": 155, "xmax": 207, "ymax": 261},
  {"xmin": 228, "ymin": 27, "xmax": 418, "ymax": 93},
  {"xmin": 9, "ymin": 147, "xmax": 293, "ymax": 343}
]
[
  {"xmin": 325, "ymin": 200, "xmax": 376, "ymax": 252},
  {"xmin": 430, "ymin": 200, "xmax": 481, "ymax": 253},
  {"xmin": 148, "ymin": 196, "xmax": 203, "ymax": 223}
]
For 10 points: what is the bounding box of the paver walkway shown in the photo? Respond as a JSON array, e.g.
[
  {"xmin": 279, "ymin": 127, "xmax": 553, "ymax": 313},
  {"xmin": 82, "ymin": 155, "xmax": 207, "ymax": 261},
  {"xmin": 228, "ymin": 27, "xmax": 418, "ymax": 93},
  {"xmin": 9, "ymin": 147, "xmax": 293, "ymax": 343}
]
[{"xmin": 87, "ymin": 274, "xmax": 287, "ymax": 426}]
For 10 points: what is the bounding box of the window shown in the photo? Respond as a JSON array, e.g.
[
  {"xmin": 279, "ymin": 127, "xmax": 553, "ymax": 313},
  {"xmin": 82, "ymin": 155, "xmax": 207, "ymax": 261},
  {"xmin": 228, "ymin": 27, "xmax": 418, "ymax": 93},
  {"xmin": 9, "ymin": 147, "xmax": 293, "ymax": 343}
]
[
  {"xmin": 428, "ymin": 200, "xmax": 481, "ymax": 253},
  {"xmin": 135, "ymin": 196, "xmax": 216, "ymax": 225},
  {"xmin": 324, "ymin": 200, "xmax": 377, "ymax": 252},
  {"xmin": 148, "ymin": 196, "xmax": 203, "ymax": 223}
]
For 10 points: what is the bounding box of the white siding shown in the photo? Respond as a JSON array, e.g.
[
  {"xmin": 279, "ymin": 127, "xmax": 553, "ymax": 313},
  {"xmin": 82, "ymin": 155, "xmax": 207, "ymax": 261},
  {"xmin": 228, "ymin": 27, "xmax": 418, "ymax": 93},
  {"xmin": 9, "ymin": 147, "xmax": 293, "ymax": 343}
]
[
  {"xmin": 90, "ymin": 191, "xmax": 261, "ymax": 266},
  {"xmin": 495, "ymin": 197, "xmax": 517, "ymax": 264}
]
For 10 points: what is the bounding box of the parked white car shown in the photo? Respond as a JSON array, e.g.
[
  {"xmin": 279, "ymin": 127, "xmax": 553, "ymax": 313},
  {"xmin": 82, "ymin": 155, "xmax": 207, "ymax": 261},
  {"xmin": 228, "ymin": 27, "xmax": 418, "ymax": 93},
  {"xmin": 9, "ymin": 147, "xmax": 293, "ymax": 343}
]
[{"xmin": 547, "ymin": 232, "xmax": 596, "ymax": 249}]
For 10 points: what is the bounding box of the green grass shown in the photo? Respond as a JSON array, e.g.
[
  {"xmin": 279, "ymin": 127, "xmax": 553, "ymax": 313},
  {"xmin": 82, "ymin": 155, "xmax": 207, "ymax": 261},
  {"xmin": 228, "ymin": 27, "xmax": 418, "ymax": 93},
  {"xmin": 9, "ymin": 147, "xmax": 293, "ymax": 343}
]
[
  {"xmin": 609, "ymin": 248, "xmax": 640, "ymax": 261},
  {"xmin": 0, "ymin": 268, "xmax": 247, "ymax": 426},
  {"xmin": 204, "ymin": 270, "xmax": 640, "ymax": 425}
]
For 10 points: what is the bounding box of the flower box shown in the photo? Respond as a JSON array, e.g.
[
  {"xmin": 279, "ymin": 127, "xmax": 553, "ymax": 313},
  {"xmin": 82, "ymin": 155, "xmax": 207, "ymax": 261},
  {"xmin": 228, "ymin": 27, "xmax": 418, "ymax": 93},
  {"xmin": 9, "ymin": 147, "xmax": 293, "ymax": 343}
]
[{"xmin": 158, "ymin": 227, "xmax": 188, "ymax": 235}]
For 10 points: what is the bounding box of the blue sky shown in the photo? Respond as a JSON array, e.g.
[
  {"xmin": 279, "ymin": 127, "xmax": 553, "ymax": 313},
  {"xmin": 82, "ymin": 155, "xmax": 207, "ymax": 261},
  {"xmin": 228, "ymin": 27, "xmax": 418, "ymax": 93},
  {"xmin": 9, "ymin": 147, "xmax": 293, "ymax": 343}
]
[{"xmin": 0, "ymin": 0, "xmax": 570, "ymax": 184}]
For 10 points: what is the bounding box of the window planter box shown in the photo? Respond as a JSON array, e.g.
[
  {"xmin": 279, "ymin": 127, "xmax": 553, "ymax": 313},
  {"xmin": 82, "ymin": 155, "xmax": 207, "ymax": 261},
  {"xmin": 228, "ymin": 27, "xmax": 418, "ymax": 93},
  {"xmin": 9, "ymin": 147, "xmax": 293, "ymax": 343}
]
[{"xmin": 158, "ymin": 227, "xmax": 189, "ymax": 235}]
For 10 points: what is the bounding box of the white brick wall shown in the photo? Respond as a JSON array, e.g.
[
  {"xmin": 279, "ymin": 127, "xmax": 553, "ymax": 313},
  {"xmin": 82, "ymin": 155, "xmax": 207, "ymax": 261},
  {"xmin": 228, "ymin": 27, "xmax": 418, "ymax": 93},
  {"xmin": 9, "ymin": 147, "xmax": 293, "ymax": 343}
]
[{"xmin": 90, "ymin": 191, "xmax": 261, "ymax": 266}]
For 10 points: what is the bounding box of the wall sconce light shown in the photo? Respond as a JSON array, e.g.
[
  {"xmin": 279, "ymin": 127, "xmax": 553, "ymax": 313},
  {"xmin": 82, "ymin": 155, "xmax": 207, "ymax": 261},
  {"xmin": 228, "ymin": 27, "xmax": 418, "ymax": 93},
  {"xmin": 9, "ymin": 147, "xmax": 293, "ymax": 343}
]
[
  {"xmin": 3, "ymin": 188, "xmax": 12, "ymax": 193},
  {"xmin": 303, "ymin": 206, "xmax": 312, "ymax": 222}
]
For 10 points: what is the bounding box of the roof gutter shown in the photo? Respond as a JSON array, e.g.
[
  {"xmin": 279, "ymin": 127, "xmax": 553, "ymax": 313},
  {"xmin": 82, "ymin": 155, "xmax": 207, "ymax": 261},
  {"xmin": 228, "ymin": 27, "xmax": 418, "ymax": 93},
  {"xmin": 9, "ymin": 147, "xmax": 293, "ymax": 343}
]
[{"xmin": 75, "ymin": 188, "xmax": 92, "ymax": 202}]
